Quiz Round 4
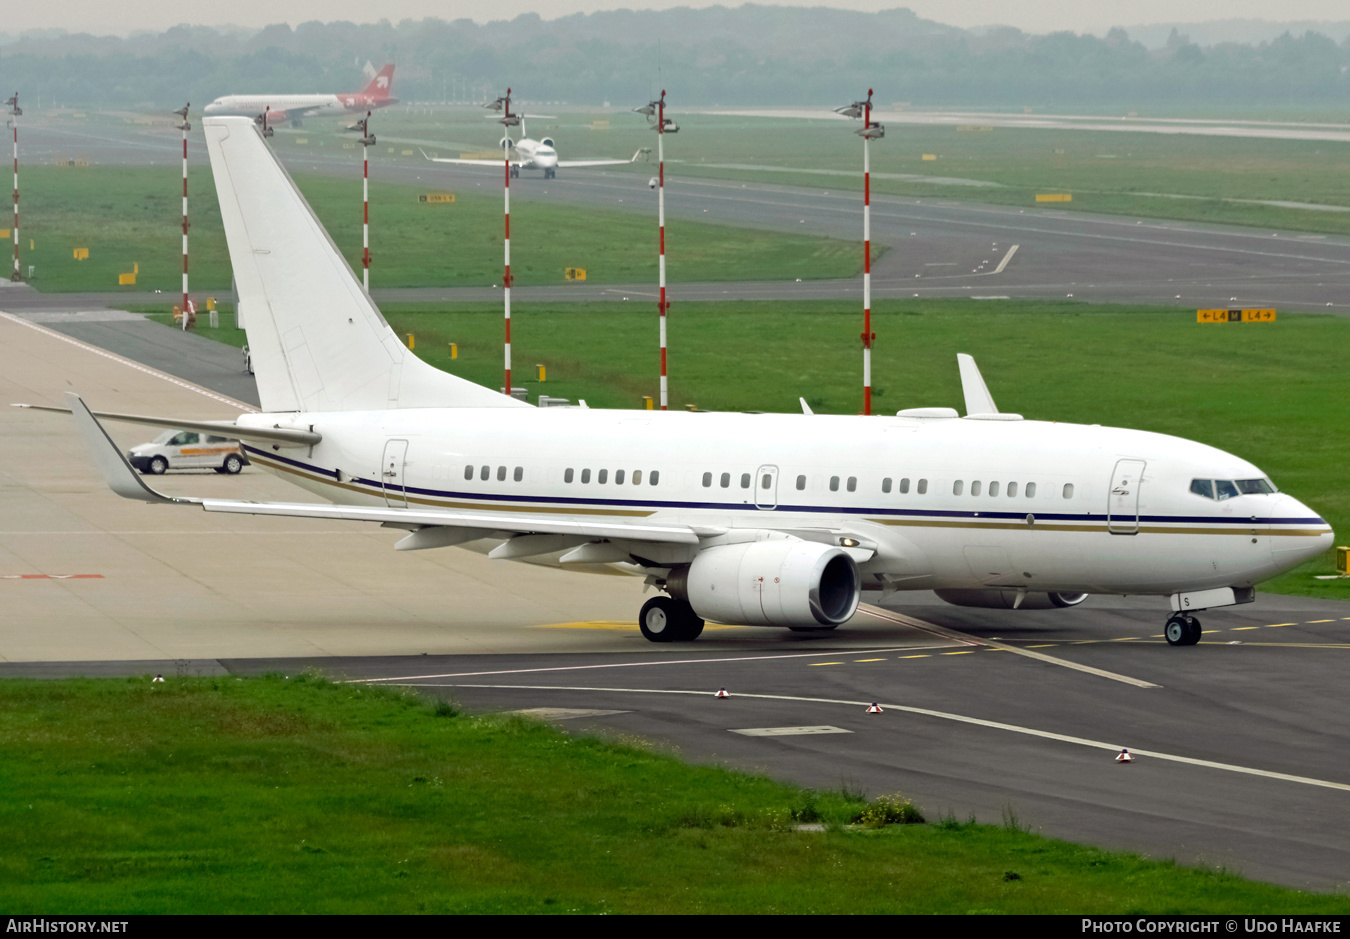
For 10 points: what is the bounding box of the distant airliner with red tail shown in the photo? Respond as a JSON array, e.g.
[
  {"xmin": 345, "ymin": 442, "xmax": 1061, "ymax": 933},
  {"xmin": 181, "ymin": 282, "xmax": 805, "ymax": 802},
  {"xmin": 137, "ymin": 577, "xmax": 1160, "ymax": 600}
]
[{"xmin": 203, "ymin": 64, "xmax": 397, "ymax": 126}]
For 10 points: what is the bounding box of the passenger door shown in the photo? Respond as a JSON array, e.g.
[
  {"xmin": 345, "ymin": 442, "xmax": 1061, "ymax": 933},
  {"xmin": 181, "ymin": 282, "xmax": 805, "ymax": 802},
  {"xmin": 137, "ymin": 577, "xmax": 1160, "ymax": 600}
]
[
  {"xmin": 1107, "ymin": 459, "xmax": 1146, "ymax": 534},
  {"xmin": 754, "ymin": 465, "xmax": 779, "ymax": 510},
  {"xmin": 382, "ymin": 439, "xmax": 409, "ymax": 507}
]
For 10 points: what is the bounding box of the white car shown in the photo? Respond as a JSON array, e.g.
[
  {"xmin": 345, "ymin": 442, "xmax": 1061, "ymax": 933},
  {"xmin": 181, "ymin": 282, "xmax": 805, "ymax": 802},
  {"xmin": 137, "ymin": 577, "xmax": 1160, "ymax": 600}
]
[{"xmin": 127, "ymin": 430, "xmax": 249, "ymax": 475}]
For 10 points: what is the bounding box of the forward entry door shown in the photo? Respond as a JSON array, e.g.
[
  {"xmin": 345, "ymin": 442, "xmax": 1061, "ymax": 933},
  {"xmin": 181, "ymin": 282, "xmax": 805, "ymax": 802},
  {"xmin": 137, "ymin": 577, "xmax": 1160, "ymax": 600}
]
[
  {"xmin": 1107, "ymin": 458, "xmax": 1146, "ymax": 534},
  {"xmin": 382, "ymin": 439, "xmax": 409, "ymax": 508}
]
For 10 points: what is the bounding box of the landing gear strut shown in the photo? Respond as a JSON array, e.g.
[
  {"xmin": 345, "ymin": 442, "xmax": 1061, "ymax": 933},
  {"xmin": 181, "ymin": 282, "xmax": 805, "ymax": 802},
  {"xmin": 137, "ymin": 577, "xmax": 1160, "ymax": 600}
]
[
  {"xmin": 544, "ymin": 168, "xmax": 556, "ymax": 179},
  {"xmin": 1164, "ymin": 612, "xmax": 1202, "ymax": 646},
  {"xmin": 510, "ymin": 165, "xmax": 520, "ymax": 178},
  {"xmin": 639, "ymin": 595, "xmax": 705, "ymax": 643}
]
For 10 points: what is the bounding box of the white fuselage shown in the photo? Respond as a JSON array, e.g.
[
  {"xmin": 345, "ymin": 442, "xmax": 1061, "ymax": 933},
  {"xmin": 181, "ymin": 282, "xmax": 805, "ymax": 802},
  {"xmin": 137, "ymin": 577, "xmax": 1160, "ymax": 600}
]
[
  {"xmin": 236, "ymin": 407, "xmax": 1331, "ymax": 596},
  {"xmin": 509, "ymin": 138, "xmax": 559, "ymax": 171}
]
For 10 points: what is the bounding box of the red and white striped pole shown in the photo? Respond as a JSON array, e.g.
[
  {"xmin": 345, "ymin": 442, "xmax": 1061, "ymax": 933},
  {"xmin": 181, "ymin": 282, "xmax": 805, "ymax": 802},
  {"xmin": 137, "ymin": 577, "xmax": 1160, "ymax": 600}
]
[
  {"xmin": 862, "ymin": 90, "xmax": 872, "ymax": 415},
  {"xmin": 174, "ymin": 103, "xmax": 190, "ymax": 328},
  {"xmin": 657, "ymin": 90, "xmax": 668, "ymax": 410},
  {"xmin": 358, "ymin": 112, "xmax": 375, "ymax": 291},
  {"xmin": 495, "ymin": 89, "xmax": 519, "ymax": 398},
  {"xmin": 837, "ymin": 90, "xmax": 884, "ymax": 415},
  {"xmin": 6, "ymin": 94, "xmax": 19, "ymax": 282}
]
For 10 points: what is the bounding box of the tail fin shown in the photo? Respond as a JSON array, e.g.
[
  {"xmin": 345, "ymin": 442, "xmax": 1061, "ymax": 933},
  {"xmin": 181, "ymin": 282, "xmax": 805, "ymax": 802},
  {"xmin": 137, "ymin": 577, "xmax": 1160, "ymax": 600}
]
[
  {"xmin": 203, "ymin": 116, "xmax": 526, "ymax": 413},
  {"xmin": 359, "ymin": 64, "xmax": 395, "ymax": 100}
]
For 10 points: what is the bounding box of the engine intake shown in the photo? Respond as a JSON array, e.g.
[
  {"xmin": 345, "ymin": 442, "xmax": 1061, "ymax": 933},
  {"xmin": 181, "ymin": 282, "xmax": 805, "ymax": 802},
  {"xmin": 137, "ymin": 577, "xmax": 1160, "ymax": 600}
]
[{"xmin": 681, "ymin": 539, "xmax": 861, "ymax": 627}]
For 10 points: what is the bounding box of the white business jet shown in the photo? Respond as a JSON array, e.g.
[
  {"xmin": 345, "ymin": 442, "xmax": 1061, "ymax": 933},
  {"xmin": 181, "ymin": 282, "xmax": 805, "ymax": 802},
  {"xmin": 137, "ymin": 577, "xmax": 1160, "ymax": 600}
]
[
  {"xmin": 421, "ymin": 113, "xmax": 646, "ymax": 179},
  {"xmin": 34, "ymin": 117, "xmax": 1332, "ymax": 647}
]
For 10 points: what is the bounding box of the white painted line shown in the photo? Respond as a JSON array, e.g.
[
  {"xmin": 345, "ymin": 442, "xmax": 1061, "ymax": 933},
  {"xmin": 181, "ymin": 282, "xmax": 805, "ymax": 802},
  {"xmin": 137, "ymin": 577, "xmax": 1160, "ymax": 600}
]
[
  {"xmin": 992, "ymin": 244, "xmax": 1020, "ymax": 273},
  {"xmin": 0, "ymin": 311, "xmax": 258, "ymax": 412},
  {"xmin": 513, "ymin": 708, "xmax": 630, "ymax": 721},
  {"xmin": 730, "ymin": 725, "xmax": 852, "ymax": 737},
  {"xmin": 426, "ymin": 683, "xmax": 1350, "ymax": 794},
  {"xmin": 861, "ymin": 605, "xmax": 1160, "ymax": 689}
]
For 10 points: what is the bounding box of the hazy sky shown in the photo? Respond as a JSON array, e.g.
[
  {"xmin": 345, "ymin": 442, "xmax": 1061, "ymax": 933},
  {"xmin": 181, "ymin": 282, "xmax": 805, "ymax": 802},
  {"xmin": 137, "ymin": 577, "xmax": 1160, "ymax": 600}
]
[{"xmin": 15, "ymin": 1, "xmax": 1350, "ymax": 37}]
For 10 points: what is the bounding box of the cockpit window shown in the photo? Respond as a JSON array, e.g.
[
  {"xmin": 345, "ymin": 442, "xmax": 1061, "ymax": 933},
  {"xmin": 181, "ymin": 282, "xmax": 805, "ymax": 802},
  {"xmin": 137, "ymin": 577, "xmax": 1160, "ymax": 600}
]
[{"xmin": 1191, "ymin": 477, "xmax": 1277, "ymax": 500}]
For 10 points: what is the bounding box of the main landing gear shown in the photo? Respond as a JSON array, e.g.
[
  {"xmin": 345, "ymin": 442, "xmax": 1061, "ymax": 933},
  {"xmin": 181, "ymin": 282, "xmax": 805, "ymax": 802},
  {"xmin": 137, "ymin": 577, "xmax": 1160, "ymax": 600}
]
[
  {"xmin": 639, "ymin": 595, "xmax": 704, "ymax": 643},
  {"xmin": 1164, "ymin": 612, "xmax": 1202, "ymax": 647}
]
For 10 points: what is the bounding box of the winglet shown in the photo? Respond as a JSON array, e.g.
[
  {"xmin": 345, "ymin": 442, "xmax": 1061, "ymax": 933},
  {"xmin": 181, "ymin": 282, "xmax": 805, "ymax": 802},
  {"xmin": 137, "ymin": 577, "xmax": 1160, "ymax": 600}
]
[
  {"xmin": 957, "ymin": 353, "xmax": 998, "ymax": 416},
  {"xmin": 799, "ymin": 397, "xmax": 814, "ymax": 416},
  {"xmin": 66, "ymin": 393, "xmax": 186, "ymax": 505}
]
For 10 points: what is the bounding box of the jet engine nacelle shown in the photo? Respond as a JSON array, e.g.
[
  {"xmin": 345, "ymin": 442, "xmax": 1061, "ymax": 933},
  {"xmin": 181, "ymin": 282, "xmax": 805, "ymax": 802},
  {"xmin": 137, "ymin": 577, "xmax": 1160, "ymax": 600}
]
[
  {"xmin": 682, "ymin": 539, "xmax": 861, "ymax": 627},
  {"xmin": 934, "ymin": 588, "xmax": 1089, "ymax": 610}
]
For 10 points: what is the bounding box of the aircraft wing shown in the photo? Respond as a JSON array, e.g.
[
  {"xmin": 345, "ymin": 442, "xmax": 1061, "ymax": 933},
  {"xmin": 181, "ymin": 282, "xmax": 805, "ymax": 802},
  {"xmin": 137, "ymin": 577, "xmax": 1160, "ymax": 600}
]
[
  {"xmin": 558, "ymin": 149, "xmax": 648, "ymax": 167},
  {"xmin": 420, "ymin": 149, "xmax": 510, "ymax": 167},
  {"xmin": 64, "ymin": 393, "xmax": 700, "ymax": 545}
]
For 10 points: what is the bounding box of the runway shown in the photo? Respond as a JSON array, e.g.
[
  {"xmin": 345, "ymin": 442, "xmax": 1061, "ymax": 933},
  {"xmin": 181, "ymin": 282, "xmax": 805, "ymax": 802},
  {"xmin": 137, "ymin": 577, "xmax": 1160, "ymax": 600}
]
[
  {"xmin": 15, "ymin": 117, "xmax": 1350, "ymax": 313},
  {"xmin": 3, "ymin": 303, "xmax": 1350, "ymax": 892}
]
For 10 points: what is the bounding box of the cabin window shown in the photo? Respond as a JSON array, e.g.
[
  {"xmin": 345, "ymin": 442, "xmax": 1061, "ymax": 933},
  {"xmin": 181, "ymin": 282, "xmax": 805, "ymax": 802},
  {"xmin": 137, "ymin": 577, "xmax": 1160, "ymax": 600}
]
[
  {"xmin": 720, "ymin": 472, "xmax": 731, "ymax": 489},
  {"xmin": 564, "ymin": 468, "xmax": 574, "ymax": 483},
  {"xmin": 899, "ymin": 477, "xmax": 910, "ymax": 494},
  {"xmin": 480, "ymin": 465, "xmax": 490, "ymax": 481},
  {"xmin": 702, "ymin": 472, "xmax": 712, "ymax": 487},
  {"xmin": 918, "ymin": 478, "xmax": 928, "ymax": 495},
  {"xmin": 1190, "ymin": 478, "xmax": 1215, "ymax": 500},
  {"xmin": 633, "ymin": 470, "xmax": 642, "ymax": 485},
  {"xmin": 829, "ymin": 476, "xmax": 840, "ymax": 492},
  {"xmin": 846, "ymin": 477, "xmax": 857, "ymax": 493},
  {"xmin": 972, "ymin": 481, "xmax": 983, "ymax": 496},
  {"xmin": 1063, "ymin": 483, "xmax": 1074, "ymax": 499},
  {"xmin": 464, "ymin": 465, "xmax": 474, "ymax": 481},
  {"xmin": 761, "ymin": 473, "xmax": 772, "ymax": 490},
  {"xmin": 598, "ymin": 469, "xmax": 609, "ymax": 484},
  {"xmin": 881, "ymin": 477, "xmax": 892, "ymax": 493},
  {"xmin": 581, "ymin": 469, "xmax": 591, "ymax": 484},
  {"xmin": 513, "ymin": 466, "xmax": 523, "ymax": 482},
  {"xmin": 650, "ymin": 471, "xmax": 660, "ymax": 485},
  {"xmin": 615, "ymin": 469, "xmax": 625, "ymax": 485},
  {"xmin": 989, "ymin": 481, "xmax": 1000, "ymax": 497},
  {"xmin": 496, "ymin": 465, "xmax": 506, "ymax": 482},
  {"xmin": 1025, "ymin": 482, "xmax": 1036, "ymax": 498},
  {"xmin": 796, "ymin": 475, "xmax": 806, "ymax": 491},
  {"xmin": 740, "ymin": 473, "xmax": 751, "ymax": 489},
  {"xmin": 1007, "ymin": 481, "xmax": 1018, "ymax": 498},
  {"xmin": 953, "ymin": 480, "xmax": 964, "ymax": 496}
]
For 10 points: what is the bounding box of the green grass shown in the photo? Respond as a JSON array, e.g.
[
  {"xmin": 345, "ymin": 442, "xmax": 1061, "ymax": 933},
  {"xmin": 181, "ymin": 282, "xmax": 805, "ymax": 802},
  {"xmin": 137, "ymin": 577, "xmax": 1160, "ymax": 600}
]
[
  {"xmin": 369, "ymin": 108, "xmax": 1350, "ymax": 234},
  {"xmin": 2, "ymin": 674, "xmax": 1345, "ymax": 913},
  {"xmin": 16, "ymin": 164, "xmax": 864, "ymax": 293},
  {"xmin": 165, "ymin": 299, "xmax": 1350, "ymax": 599}
]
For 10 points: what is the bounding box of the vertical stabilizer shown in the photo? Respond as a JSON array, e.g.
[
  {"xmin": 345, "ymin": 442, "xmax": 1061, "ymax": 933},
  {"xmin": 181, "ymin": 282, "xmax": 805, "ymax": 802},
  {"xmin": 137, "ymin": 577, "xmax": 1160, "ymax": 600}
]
[
  {"xmin": 204, "ymin": 116, "xmax": 525, "ymax": 413},
  {"xmin": 957, "ymin": 353, "xmax": 999, "ymax": 416},
  {"xmin": 359, "ymin": 64, "xmax": 395, "ymax": 101}
]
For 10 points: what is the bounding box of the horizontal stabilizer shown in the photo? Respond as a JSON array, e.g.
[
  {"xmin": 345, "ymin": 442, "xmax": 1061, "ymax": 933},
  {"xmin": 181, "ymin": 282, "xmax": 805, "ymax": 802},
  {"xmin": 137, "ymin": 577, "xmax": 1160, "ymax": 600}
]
[{"xmin": 14, "ymin": 403, "xmax": 319, "ymax": 448}]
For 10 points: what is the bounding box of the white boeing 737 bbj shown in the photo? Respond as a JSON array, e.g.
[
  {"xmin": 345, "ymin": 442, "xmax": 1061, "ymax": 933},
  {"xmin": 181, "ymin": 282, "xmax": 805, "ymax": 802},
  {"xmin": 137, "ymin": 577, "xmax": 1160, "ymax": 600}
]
[
  {"xmin": 202, "ymin": 64, "xmax": 397, "ymax": 126},
  {"xmin": 34, "ymin": 117, "xmax": 1332, "ymax": 646}
]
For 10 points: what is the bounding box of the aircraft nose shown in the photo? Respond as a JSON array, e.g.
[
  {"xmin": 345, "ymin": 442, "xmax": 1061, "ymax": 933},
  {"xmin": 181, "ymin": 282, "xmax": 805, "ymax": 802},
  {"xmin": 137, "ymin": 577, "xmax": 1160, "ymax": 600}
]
[{"xmin": 1268, "ymin": 495, "xmax": 1333, "ymax": 567}]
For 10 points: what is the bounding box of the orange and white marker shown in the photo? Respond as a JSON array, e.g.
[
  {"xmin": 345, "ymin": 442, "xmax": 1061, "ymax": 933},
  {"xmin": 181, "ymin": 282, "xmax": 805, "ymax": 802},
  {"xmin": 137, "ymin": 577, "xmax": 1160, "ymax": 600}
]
[
  {"xmin": 715, "ymin": 687, "xmax": 729, "ymax": 699},
  {"xmin": 866, "ymin": 702, "xmax": 883, "ymax": 713},
  {"xmin": 1116, "ymin": 748, "xmax": 1134, "ymax": 763}
]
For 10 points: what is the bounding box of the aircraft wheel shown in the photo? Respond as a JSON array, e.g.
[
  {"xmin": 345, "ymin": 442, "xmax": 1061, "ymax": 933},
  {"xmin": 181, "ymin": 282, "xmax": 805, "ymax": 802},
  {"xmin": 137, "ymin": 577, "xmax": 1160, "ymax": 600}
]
[
  {"xmin": 1165, "ymin": 613, "xmax": 1196, "ymax": 646},
  {"xmin": 639, "ymin": 596, "xmax": 678, "ymax": 643},
  {"xmin": 670, "ymin": 600, "xmax": 704, "ymax": 642}
]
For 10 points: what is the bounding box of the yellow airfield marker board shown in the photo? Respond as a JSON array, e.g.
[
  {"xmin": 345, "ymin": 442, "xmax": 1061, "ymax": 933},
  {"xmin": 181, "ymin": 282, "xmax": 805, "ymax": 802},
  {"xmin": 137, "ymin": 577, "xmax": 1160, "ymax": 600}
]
[
  {"xmin": 1197, "ymin": 309, "xmax": 1277, "ymax": 324},
  {"xmin": 418, "ymin": 193, "xmax": 456, "ymax": 204},
  {"xmin": 1036, "ymin": 193, "xmax": 1072, "ymax": 202}
]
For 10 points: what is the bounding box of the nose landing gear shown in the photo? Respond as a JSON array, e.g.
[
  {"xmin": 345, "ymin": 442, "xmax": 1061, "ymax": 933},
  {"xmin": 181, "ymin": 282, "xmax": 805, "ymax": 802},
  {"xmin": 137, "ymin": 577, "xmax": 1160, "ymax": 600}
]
[
  {"xmin": 544, "ymin": 168, "xmax": 556, "ymax": 179},
  {"xmin": 1164, "ymin": 612, "xmax": 1202, "ymax": 646}
]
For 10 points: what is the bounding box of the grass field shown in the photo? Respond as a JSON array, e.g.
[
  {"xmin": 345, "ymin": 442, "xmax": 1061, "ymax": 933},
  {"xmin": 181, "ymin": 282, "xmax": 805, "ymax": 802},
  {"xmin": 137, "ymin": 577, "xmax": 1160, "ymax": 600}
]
[
  {"xmin": 359, "ymin": 107, "xmax": 1350, "ymax": 234},
  {"xmin": 159, "ymin": 298, "xmax": 1349, "ymax": 599},
  {"xmin": 17, "ymin": 164, "xmax": 863, "ymax": 293},
  {"xmin": 2, "ymin": 674, "xmax": 1346, "ymax": 913}
]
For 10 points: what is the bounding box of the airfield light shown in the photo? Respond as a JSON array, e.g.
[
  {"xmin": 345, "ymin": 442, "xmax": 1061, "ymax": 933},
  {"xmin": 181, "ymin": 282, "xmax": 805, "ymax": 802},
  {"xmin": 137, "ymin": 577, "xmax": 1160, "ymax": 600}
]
[
  {"xmin": 836, "ymin": 89, "xmax": 884, "ymax": 415},
  {"xmin": 357, "ymin": 112, "xmax": 376, "ymax": 291},
  {"xmin": 174, "ymin": 103, "xmax": 191, "ymax": 328},
  {"xmin": 637, "ymin": 91, "xmax": 676, "ymax": 409},
  {"xmin": 6, "ymin": 93, "xmax": 20, "ymax": 282}
]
